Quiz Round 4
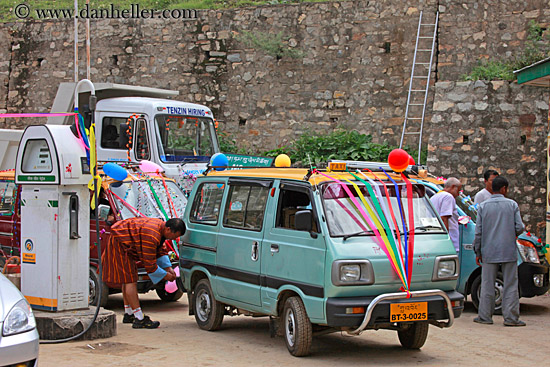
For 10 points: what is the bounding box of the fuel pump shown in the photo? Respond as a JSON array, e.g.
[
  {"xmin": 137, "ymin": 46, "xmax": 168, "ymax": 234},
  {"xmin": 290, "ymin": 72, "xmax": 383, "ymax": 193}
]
[{"xmin": 15, "ymin": 124, "xmax": 91, "ymax": 311}]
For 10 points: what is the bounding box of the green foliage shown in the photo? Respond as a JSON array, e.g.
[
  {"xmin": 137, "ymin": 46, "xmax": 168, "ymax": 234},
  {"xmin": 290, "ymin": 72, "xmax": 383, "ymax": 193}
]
[
  {"xmin": 463, "ymin": 20, "xmax": 550, "ymax": 81},
  {"xmin": 261, "ymin": 128, "xmax": 426, "ymax": 166},
  {"xmin": 236, "ymin": 30, "xmax": 304, "ymax": 59},
  {"xmin": 462, "ymin": 60, "xmax": 515, "ymax": 81}
]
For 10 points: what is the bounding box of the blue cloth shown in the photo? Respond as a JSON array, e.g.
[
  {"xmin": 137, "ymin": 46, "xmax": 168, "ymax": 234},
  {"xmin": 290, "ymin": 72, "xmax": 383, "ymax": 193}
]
[
  {"xmin": 148, "ymin": 266, "xmax": 167, "ymax": 284},
  {"xmin": 156, "ymin": 255, "xmax": 171, "ymax": 269}
]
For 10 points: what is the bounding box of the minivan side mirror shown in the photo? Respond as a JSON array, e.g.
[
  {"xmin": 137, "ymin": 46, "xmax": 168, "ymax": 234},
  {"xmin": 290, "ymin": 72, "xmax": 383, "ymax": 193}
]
[{"xmin": 295, "ymin": 210, "xmax": 313, "ymax": 232}]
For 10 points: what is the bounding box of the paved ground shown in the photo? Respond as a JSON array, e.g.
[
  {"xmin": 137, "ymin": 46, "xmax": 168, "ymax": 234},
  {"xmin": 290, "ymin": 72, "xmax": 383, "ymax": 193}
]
[{"xmin": 38, "ymin": 292, "xmax": 550, "ymax": 366}]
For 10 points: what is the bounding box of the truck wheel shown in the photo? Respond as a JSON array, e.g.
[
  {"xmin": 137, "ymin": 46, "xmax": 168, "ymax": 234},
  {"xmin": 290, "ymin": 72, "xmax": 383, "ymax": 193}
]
[
  {"xmin": 398, "ymin": 322, "xmax": 429, "ymax": 349},
  {"xmin": 193, "ymin": 279, "xmax": 224, "ymax": 331},
  {"xmin": 470, "ymin": 272, "xmax": 504, "ymax": 315},
  {"xmin": 283, "ymin": 296, "xmax": 312, "ymax": 357},
  {"xmin": 156, "ymin": 287, "xmax": 184, "ymax": 302},
  {"xmin": 89, "ymin": 267, "xmax": 109, "ymax": 307}
]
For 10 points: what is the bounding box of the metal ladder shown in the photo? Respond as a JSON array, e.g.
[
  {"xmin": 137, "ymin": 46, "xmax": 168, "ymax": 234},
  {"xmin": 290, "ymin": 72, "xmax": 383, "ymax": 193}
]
[{"xmin": 399, "ymin": 11, "xmax": 439, "ymax": 163}]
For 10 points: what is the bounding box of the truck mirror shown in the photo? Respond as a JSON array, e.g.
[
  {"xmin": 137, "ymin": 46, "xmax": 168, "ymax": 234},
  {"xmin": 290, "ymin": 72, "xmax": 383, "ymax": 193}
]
[{"xmin": 295, "ymin": 210, "xmax": 313, "ymax": 232}]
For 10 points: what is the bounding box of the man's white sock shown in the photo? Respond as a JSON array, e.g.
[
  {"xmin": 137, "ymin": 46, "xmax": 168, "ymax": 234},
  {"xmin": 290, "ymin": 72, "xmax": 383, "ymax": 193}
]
[
  {"xmin": 124, "ymin": 305, "xmax": 132, "ymax": 315},
  {"xmin": 133, "ymin": 308, "xmax": 144, "ymax": 320}
]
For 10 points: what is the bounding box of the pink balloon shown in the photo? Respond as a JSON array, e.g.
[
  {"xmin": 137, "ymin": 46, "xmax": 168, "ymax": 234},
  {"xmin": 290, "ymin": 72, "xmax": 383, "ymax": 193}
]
[
  {"xmin": 164, "ymin": 267, "xmax": 180, "ymax": 294},
  {"xmin": 139, "ymin": 160, "xmax": 163, "ymax": 174}
]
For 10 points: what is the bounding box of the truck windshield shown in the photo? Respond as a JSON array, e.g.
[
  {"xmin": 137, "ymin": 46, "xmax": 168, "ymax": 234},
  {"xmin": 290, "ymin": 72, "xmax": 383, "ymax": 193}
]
[
  {"xmin": 154, "ymin": 114, "xmax": 216, "ymax": 163},
  {"xmin": 321, "ymin": 181, "xmax": 445, "ymax": 238},
  {"xmin": 109, "ymin": 179, "xmax": 187, "ymax": 220}
]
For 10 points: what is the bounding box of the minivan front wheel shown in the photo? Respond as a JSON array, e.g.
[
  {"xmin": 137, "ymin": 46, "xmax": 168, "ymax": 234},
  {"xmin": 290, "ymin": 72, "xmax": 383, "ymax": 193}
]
[
  {"xmin": 398, "ymin": 321, "xmax": 429, "ymax": 349},
  {"xmin": 283, "ymin": 296, "xmax": 312, "ymax": 357},
  {"xmin": 193, "ymin": 279, "xmax": 224, "ymax": 331}
]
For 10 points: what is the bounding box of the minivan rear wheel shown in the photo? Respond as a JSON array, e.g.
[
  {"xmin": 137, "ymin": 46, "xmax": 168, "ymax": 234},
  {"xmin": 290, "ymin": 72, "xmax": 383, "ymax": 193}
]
[
  {"xmin": 283, "ymin": 296, "xmax": 312, "ymax": 357},
  {"xmin": 398, "ymin": 321, "xmax": 429, "ymax": 349},
  {"xmin": 193, "ymin": 279, "xmax": 224, "ymax": 331}
]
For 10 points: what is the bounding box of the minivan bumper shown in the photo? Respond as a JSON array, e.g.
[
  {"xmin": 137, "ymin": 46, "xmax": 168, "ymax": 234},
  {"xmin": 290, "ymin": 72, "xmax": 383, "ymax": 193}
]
[
  {"xmin": 326, "ymin": 290, "xmax": 464, "ymax": 330},
  {"xmin": 518, "ymin": 262, "xmax": 550, "ymax": 297}
]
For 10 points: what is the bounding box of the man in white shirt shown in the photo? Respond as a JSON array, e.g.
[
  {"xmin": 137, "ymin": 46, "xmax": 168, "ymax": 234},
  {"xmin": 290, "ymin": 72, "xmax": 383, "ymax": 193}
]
[
  {"xmin": 474, "ymin": 169, "xmax": 499, "ymax": 204},
  {"xmin": 431, "ymin": 177, "xmax": 462, "ymax": 252}
]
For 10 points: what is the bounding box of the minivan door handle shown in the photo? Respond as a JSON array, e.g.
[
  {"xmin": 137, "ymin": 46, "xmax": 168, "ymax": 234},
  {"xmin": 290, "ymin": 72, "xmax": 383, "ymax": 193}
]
[
  {"xmin": 251, "ymin": 242, "xmax": 259, "ymax": 262},
  {"xmin": 270, "ymin": 244, "xmax": 279, "ymax": 254}
]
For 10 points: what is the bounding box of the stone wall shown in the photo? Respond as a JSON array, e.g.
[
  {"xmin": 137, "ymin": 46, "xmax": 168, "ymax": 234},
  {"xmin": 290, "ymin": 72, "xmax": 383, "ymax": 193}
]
[
  {"xmin": 438, "ymin": 0, "xmax": 550, "ymax": 80},
  {"xmin": 427, "ymin": 80, "xmax": 549, "ymax": 233},
  {"xmin": 0, "ymin": 0, "xmax": 438, "ymax": 147},
  {"xmin": 0, "ymin": 0, "xmax": 549, "ymax": 233}
]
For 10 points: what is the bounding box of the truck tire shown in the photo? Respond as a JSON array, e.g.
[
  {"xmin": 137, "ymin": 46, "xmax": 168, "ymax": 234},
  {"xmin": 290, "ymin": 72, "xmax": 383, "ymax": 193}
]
[
  {"xmin": 89, "ymin": 267, "xmax": 109, "ymax": 307},
  {"xmin": 193, "ymin": 279, "xmax": 224, "ymax": 331},
  {"xmin": 156, "ymin": 287, "xmax": 184, "ymax": 302},
  {"xmin": 283, "ymin": 296, "xmax": 312, "ymax": 357},
  {"xmin": 470, "ymin": 272, "xmax": 504, "ymax": 315},
  {"xmin": 398, "ymin": 321, "xmax": 429, "ymax": 349}
]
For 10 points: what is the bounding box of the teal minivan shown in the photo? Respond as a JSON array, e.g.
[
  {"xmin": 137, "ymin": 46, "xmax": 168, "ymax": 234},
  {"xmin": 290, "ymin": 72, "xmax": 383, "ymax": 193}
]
[{"xmin": 180, "ymin": 166, "xmax": 464, "ymax": 356}]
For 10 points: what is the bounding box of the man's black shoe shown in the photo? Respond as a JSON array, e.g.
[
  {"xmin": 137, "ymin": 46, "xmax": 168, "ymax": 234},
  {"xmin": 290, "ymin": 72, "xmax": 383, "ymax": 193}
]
[
  {"xmin": 123, "ymin": 313, "xmax": 135, "ymax": 324},
  {"xmin": 132, "ymin": 315, "xmax": 160, "ymax": 329}
]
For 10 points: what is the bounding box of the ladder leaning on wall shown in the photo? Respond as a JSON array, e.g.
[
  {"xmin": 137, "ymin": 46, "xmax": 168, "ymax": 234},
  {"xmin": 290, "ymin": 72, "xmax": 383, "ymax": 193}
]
[{"xmin": 399, "ymin": 11, "xmax": 439, "ymax": 163}]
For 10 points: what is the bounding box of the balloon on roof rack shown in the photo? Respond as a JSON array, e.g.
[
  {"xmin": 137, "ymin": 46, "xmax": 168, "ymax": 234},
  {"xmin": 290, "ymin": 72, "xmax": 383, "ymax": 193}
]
[
  {"xmin": 210, "ymin": 153, "xmax": 229, "ymax": 171},
  {"xmin": 103, "ymin": 162, "xmax": 128, "ymax": 181},
  {"xmin": 140, "ymin": 160, "xmax": 164, "ymax": 174},
  {"xmin": 388, "ymin": 149, "xmax": 410, "ymax": 173},
  {"xmin": 274, "ymin": 154, "xmax": 291, "ymax": 168}
]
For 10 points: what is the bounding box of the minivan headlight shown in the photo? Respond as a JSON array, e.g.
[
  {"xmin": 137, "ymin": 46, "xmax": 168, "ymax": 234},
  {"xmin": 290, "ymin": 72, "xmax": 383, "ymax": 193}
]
[
  {"xmin": 517, "ymin": 239, "xmax": 540, "ymax": 264},
  {"xmin": 432, "ymin": 255, "xmax": 459, "ymax": 281},
  {"xmin": 332, "ymin": 260, "xmax": 374, "ymax": 286},
  {"xmin": 2, "ymin": 299, "xmax": 36, "ymax": 336}
]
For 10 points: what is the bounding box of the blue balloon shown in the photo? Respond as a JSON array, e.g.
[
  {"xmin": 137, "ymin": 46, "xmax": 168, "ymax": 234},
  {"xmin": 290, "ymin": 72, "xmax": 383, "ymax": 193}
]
[
  {"xmin": 210, "ymin": 153, "xmax": 229, "ymax": 171},
  {"xmin": 103, "ymin": 162, "xmax": 128, "ymax": 181}
]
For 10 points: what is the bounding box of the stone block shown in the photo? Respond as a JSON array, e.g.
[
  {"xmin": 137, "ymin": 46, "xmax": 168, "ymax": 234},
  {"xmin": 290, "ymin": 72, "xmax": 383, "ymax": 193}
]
[{"xmin": 34, "ymin": 307, "xmax": 116, "ymax": 341}]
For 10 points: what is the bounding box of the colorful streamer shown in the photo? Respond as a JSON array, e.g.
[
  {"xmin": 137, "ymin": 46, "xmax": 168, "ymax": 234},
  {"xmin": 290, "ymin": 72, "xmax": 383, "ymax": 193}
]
[
  {"xmin": 315, "ymin": 170, "xmax": 407, "ymax": 289},
  {"xmin": 401, "ymin": 173, "xmax": 416, "ymax": 286}
]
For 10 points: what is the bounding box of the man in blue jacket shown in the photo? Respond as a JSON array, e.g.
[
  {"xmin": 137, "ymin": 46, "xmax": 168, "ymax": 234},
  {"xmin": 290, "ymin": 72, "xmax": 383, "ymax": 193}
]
[{"xmin": 473, "ymin": 176, "xmax": 525, "ymax": 326}]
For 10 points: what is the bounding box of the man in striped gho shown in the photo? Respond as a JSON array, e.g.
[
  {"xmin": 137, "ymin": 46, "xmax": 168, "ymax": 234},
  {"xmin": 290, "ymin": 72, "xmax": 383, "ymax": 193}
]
[{"xmin": 102, "ymin": 217, "xmax": 186, "ymax": 329}]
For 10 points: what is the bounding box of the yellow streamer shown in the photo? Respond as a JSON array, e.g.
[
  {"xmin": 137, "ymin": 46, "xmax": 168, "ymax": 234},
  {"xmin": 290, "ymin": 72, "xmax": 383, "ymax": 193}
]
[{"xmin": 87, "ymin": 123, "xmax": 102, "ymax": 210}]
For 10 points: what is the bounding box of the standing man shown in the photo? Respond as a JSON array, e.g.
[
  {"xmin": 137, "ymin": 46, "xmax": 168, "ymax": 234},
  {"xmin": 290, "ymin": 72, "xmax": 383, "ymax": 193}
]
[
  {"xmin": 102, "ymin": 217, "xmax": 185, "ymax": 329},
  {"xmin": 431, "ymin": 177, "xmax": 462, "ymax": 252},
  {"xmin": 474, "ymin": 169, "xmax": 499, "ymax": 204},
  {"xmin": 473, "ymin": 176, "xmax": 525, "ymax": 326}
]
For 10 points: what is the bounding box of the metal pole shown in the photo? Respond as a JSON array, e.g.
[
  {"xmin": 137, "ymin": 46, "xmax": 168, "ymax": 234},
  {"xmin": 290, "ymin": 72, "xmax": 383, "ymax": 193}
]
[
  {"xmin": 86, "ymin": 0, "xmax": 91, "ymax": 80},
  {"xmin": 74, "ymin": 0, "xmax": 78, "ymax": 82}
]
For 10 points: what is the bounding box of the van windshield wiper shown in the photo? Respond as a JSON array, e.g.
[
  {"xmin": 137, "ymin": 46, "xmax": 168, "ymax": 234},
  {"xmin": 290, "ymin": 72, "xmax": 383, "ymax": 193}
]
[
  {"xmin": 415, "ymin": 225, "xmax": 444, "ymax": 232},
  {"xmin": 343, "ymin": 230, "xmax": 374, "ymax": 241}
]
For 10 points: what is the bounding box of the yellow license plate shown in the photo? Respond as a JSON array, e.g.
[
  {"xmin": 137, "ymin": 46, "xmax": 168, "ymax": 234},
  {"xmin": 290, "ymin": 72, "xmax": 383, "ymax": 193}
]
[{"xmin": 390, "ymin": 302, "xmax": 428, "ymax": 322}]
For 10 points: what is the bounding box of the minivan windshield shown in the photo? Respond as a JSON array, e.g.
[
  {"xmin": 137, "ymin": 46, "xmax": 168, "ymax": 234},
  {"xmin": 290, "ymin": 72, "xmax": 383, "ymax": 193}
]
[
  {"xmin": 109, "ymin": 179, "xmax": 187, "ymax": 220},
  {"xmin": 154, "ymin": 115, "xmax": 217, "ymax": 164},
  {"xmin": 321, "ymin": 181, "xmax": 445, "ymax": 238}
]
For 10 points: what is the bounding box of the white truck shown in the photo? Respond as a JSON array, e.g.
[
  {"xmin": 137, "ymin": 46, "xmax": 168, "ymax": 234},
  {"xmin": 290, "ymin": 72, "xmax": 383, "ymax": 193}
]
[{"xmin": 1, "ymin": 82, "xmax": 220, "ymax": 191}]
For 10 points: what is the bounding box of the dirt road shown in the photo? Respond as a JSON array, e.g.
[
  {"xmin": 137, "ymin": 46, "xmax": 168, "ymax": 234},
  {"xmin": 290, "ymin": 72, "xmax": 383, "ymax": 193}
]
[{"xmin": 38, "ymin": 292, "xmax": 550, "ymax": 366}]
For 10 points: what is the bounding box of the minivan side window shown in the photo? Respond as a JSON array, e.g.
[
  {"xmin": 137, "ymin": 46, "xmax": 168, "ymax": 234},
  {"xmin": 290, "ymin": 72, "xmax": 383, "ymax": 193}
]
[
  {"xmin": 223, "ymin": 185, "xmax": 269, "ymax": 231},
  {"xmin": 276, "ymin": 187, "xmax": 318, "ymax": 232},
  {"xmin": 189, "ymin": 183, "xmax": 225, "ymax": 225}
]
